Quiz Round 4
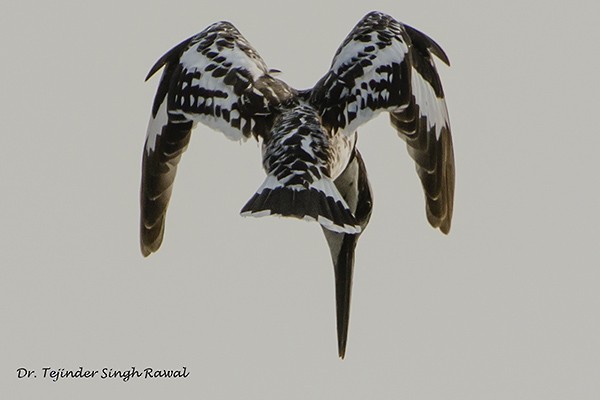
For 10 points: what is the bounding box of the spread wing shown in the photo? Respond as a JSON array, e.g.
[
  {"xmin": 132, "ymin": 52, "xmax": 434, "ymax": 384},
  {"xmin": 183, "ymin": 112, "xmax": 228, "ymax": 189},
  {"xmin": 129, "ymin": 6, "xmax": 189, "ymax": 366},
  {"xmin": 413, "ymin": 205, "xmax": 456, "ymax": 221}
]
[
  {"xmin": 392, "ymin": 24, "xmax": 454, "ymax": 233},
  {"xmin": 140, "ymin": 21, "xmax": 295, "ymax": 256},
  {"xmin": 309, "ymin": 11, "xmax": 455, "ymax": 233}
]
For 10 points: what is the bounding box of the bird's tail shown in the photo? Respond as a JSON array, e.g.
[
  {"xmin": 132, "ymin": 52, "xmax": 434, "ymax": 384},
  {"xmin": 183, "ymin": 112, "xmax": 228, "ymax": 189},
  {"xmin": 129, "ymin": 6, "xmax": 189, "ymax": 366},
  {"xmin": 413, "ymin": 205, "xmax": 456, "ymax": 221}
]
[{"xmin": 240, "ymin": 175, "xmax": 361, "ymax": 234}]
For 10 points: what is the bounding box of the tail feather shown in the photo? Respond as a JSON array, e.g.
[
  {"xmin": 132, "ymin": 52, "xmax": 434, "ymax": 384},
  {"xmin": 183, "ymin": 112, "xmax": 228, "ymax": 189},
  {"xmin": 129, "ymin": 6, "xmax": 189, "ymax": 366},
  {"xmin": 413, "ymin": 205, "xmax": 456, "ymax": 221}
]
[{"xmin": 240, "ymin": 176, "xmax": 361, "ymax": 234}]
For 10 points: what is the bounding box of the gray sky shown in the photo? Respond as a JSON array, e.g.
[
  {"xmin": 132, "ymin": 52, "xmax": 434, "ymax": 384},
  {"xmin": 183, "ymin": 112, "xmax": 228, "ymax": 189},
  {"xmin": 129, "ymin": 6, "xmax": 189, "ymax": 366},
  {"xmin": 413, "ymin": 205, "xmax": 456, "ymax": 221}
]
[{"xmin": 2, "ymin": 0, "xmax": 600, "ymax": 399}]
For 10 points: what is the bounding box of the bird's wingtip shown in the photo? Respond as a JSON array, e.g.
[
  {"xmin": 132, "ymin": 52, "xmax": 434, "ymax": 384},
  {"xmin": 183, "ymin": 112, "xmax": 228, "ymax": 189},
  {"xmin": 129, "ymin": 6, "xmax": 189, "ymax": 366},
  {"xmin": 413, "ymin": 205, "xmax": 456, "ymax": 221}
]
[{"xmin": 140, "ymin": 246, "xmax": 152, "ymax": 258}]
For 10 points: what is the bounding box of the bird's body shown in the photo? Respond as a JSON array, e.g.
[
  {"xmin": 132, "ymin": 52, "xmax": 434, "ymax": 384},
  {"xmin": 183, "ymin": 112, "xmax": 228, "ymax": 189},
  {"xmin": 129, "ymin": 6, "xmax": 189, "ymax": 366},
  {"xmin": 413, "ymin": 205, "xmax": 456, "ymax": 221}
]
[
  {"xmin": 140, "ymin": 11, "xmax": 455, "ymax": 358},
  {"xmin": 242, "ymin": 104, "xmax": 361, "ymax": 234}
]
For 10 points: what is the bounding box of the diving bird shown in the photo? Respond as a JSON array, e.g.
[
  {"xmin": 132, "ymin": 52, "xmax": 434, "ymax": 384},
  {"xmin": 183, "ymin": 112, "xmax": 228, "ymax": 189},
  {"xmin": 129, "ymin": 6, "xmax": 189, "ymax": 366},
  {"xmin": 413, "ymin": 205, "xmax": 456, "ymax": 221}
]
[{"xmin": 140, "ymin": 11, "xmax": 455, "ymax": 358}]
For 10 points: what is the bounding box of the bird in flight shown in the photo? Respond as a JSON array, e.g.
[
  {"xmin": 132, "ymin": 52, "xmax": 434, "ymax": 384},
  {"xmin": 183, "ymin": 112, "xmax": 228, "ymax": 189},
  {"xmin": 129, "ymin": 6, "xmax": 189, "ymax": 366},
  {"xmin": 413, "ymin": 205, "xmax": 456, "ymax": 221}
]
[{"xmin": 140, "ymin": 11, "xmax": 455, "ymax": 358}]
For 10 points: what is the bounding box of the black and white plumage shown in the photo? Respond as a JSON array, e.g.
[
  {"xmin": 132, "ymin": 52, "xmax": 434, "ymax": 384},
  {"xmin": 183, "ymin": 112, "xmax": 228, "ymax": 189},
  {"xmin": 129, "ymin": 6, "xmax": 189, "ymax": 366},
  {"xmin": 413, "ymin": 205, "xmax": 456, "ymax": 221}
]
[
  {"xmin": 140, "ymin": 11, "xmax": 455, "ymax": 358},
  {"xmin": 241, "ymin": 104, "xmax": 361, "ymax": 234}
]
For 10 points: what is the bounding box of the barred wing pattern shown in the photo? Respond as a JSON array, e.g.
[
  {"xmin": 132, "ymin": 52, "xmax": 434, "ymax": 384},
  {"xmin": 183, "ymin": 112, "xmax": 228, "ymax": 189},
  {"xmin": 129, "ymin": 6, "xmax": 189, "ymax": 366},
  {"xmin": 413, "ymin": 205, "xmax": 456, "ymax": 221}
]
[
  {"xmin": 310, "ymin": 11, "xmax": 455, "ymax": 233},
  {"xmin": 309, "ymin": 12, "xmax": 411, "ymax": 136},
  {"xmin": 141, "ymin": 22, "xmax": 295, "ymax": 256}
]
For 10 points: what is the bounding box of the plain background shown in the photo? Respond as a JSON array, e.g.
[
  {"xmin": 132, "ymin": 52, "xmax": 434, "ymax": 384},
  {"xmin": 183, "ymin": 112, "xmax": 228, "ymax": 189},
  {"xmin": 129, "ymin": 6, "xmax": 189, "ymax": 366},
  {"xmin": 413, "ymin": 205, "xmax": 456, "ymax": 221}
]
[{"xmin": 2, "ymin": 0, "xmax": 599, "ymax": 398}]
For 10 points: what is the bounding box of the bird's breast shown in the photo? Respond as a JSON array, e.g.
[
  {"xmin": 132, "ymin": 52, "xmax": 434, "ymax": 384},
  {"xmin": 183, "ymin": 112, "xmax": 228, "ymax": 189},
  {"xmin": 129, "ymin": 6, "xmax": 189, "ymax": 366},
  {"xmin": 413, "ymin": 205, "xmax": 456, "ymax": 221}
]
[{"xmin": 327, "ymin": 130, "xmax": 356, "ymax": 180}]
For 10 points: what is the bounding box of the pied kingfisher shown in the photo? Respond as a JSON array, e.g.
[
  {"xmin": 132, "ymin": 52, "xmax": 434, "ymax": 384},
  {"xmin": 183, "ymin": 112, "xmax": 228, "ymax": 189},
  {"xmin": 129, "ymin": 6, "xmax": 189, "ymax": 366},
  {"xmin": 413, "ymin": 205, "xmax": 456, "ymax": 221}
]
[{"xmin": 140, "ymin": 11, "xmax": 455, "ymax": 358}]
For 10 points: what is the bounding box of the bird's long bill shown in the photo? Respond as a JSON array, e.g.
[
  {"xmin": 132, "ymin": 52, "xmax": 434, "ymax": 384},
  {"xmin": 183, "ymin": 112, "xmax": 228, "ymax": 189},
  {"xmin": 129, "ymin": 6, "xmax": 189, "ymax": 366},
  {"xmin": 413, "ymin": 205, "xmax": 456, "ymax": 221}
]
[{"xmin": 323, "ymin": 229, "xmax": 360, "ymax": 359}]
